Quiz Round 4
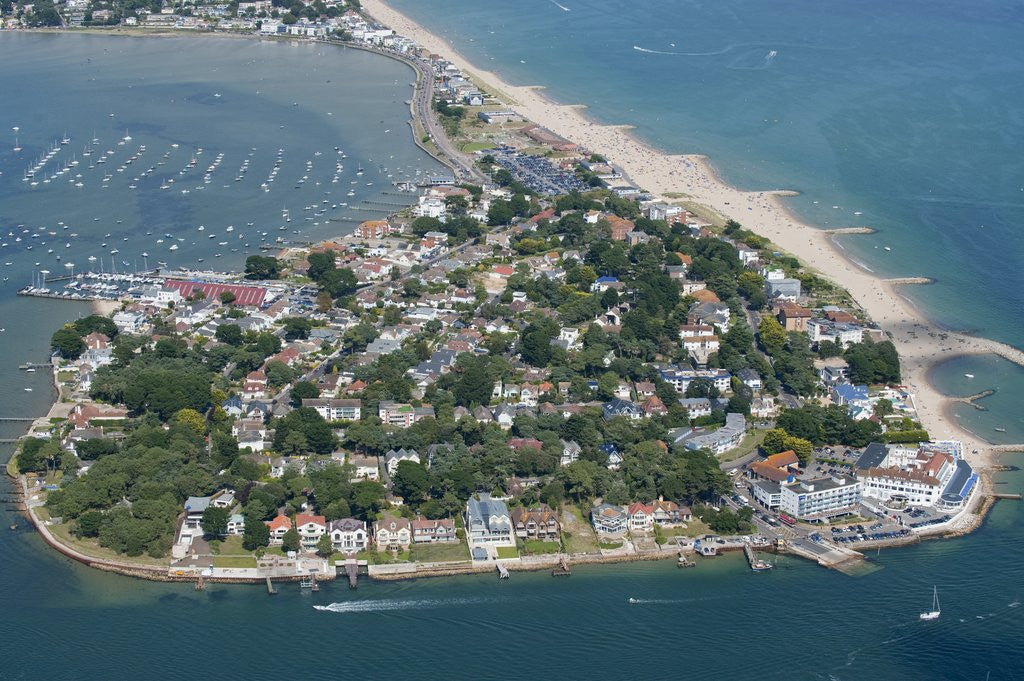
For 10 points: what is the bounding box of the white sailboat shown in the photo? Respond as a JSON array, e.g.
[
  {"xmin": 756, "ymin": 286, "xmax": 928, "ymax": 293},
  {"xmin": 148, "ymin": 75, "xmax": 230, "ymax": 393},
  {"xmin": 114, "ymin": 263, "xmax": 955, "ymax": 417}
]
[{"xmin": 920, "ymin": 586, "xmax": 941, "ymax": 620}]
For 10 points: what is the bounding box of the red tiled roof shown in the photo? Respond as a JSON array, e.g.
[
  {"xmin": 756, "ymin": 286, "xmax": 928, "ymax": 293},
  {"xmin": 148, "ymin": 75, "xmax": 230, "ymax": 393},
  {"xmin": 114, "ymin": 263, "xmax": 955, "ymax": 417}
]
[{"xmin": 164, "ymin": 279, "xmax": 267, "ymax": 307}]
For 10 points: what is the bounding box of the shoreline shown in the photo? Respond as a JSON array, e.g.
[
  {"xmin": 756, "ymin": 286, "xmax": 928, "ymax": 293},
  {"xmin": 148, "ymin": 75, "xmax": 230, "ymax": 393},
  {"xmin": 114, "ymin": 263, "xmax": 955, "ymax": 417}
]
[
  {"xmin": 360, "ymin": 0, "xmax": 1024, "ymax": 470},
  {"xmin": 5, "ymin": 23, "xmax": 1020, "ymax": 584}
]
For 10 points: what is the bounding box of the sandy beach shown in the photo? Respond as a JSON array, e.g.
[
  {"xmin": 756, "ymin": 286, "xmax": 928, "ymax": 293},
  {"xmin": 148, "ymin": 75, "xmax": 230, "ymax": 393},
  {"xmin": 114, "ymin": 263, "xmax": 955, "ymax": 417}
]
[{"xmin": 363, "ymin": 0, "xmax": 1024, "ymax": 467}]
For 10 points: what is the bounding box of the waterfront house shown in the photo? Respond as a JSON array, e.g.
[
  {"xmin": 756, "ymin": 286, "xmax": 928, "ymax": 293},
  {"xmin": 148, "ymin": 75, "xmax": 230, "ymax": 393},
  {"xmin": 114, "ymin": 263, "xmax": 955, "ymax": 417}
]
[
  {"xmin": 411, "ymin": 516, "xmax": 457, "ymax": 543},
  {"xmin": 183, "ymin": 496, "xmax": 211, "ymax": 529},
  {"xmin": 511, "ymin": 505, "xmax": 560, "ymax": 541},
  {"xmin": 266, "ymin": 515, "xmax": 293, "ymax": 545},
  {"xmin": 651, "ymin": 498, "xmax": 685, "ymax": 525},
  {"xmin": 591, "ymin": 503, "xmax": 628, "ymax": 535},
  {"xmin": 627, "ymin": 502, "xmax": 655, "ymax": 531},
  {"xmin": 374, "ymin": 514, "xmax": 412, "ymax": 551},
  {"xmin": 295, "ymin": 513, "xmax": 327, "ymax": 550},
  {"xmin": 465, "ymin": 493, "xmax": 514, "ymax": 547},
  {"xmin": 226, "ymin": 514, "xmax": 245, "ymax": 536},
  {"xmin": 329, "ymin": 518, "xmax": 369, "ymax": 553}
]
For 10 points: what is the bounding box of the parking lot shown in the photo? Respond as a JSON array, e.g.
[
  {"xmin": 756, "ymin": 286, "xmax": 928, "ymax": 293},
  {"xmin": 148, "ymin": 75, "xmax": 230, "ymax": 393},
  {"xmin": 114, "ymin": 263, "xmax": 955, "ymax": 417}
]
[{"xmin": 489, "ymin": 146, "xmax": 590, "ymax": 195}]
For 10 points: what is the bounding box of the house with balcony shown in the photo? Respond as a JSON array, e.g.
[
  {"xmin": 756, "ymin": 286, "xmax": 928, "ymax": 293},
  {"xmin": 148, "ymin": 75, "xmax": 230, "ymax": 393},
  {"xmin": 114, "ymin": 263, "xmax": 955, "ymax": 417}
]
[
  {"xmin": 510, "ymin": 504, "xmax": 561, "ymax": 541},
  {"xmin": 412, "ymin": 516, "xmax": 457, "ymax": 543},
  {"xmin": 374, "ymin": 514, "xmax": 412, "ymax": 551},
  {"xmin": 329, "ymin": 518, "xmax": 369, "ymax": 553},
  {"xmin": 465, "ymin": 493, "xmax": 514, "ymax": 547},
  {"xmin": 295, "ymin": 513, "xmax": 327, "ymax": 549}
]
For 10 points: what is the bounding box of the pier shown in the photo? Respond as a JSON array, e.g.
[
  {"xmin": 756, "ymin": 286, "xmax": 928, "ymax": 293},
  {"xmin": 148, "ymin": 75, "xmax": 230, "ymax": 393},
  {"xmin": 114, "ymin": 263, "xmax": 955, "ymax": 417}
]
[
  {"xmin": 676, "ymin": 553, "xmax": 695, "ymax": 568},
  {"xmin": 18, "ymin": 363, "xmax": 52, "ymax": 371},
  {"xmin": 551, "ymin": 556, "xmax": 571, "ymax": 577},
  {"xmin": 744, "ymin": 544, "xmax": 773, "ymax": 571},
  {"xmin": 345, "ymin": 559, "xmax": 359, "ymax": 588},
  {"xmin": 990, "ymin": 493, "xmax": 1022, "ymax": 500},
  {"xmin": 0, "ymin": 417, "xmax": 37, "ymax": 422},
  {"xmin": 496, "ymin": 563, "xmax": 510, "ymax": 579},
  {"xmin": 265, "ymin": 577, "xmax": 277, "ymax": 595}
]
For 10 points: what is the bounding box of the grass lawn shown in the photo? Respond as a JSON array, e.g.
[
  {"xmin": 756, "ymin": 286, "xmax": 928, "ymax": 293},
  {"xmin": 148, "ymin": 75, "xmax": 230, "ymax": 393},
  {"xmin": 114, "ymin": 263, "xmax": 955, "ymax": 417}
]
[
  {"xmin": 598, "ymin": 541, "xmax": 623, "ymax": 550},
  {"xmin": 48, "ymin": 523, "xmax": 169, "ymax": 567},
  {"xmin": 561, "ymin": 504, "xmax": 600, "ymax": 554},
  {"xmin": 213, "ymin": 555, "xmax": 257, "ymax": 569},
  {"xmin": 521, "ymin": 540, "xmax": 561, "ymax": 555},
  {"xmin": 460, "ymin": 141, "xmax": 493, "ymax": 153},
  {"xmin": 411, "ymin": 541, "xmax": 469, "ymax": 563},
  {"xmin": 495, "ymin": 546, "xmax": 519, "ymax": 559},
  {"xmin": 721, "ymin": 428, "xmax": 766, "ymax": 462},
  {"xmin": 219, "ymin": 535, "xmax": 247, "ymax": 554},
  {"xmin": 659, "ymin": 520, "xmax": 712, "ymax": 538}
]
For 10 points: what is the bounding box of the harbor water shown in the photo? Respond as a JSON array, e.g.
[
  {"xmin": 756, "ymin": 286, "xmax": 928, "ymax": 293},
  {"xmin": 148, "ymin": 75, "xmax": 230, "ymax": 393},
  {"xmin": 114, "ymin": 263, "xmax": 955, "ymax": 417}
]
[{"xmin": 0, "ymin": 19, "xmax": 1023, "ymax": 680}]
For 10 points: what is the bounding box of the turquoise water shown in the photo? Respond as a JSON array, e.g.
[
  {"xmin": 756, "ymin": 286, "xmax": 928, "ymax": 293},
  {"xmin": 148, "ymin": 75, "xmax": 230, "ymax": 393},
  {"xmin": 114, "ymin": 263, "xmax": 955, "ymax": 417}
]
[
  {"xmin": 1, "ymin": 23, "xmax": 1024, "ymax": 679},
  {"xmin": 385, "ymin": 0, "xmax": 1024, "ymax": 451}
]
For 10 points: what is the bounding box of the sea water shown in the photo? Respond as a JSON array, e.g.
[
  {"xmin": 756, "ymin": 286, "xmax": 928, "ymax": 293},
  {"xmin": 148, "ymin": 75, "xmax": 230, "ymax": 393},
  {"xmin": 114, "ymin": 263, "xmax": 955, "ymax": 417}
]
[
  {"xmin": 383, "ymin": 0, "xmax": 1024, "ymax": 440},
  {"xmin": 1, "ymin": 23, "xmax": 1023, "ymax": 679}
]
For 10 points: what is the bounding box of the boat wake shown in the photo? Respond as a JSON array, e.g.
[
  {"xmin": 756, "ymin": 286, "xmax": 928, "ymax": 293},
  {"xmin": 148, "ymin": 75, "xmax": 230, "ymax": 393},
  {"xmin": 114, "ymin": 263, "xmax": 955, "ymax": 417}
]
[
  {"xmin": 314, "ymin": 597, "xmax": 489, "ymax": 613},
  {"xmin": 548, "ymin": 0, "xmax": 570, "ymax": 10}
]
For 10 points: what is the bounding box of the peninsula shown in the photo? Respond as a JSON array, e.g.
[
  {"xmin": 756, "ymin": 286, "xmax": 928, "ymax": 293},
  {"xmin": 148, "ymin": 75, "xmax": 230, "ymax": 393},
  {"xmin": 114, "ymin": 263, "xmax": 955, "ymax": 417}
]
[{"xmin": 5, "ymin": 0, "xmax": 1017, "ymax": 585}]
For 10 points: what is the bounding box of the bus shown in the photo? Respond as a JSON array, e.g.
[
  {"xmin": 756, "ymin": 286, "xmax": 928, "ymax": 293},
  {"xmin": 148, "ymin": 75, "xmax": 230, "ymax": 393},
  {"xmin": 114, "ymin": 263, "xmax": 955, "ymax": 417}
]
[{"xmin": 778, "ymin": 513, "xmax": 796, "ymax": 527}]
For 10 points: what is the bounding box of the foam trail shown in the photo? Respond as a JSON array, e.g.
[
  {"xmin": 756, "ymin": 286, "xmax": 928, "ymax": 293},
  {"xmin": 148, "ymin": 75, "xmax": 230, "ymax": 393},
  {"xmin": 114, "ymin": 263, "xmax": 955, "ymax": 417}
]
[
  {"xmin": 548, "ymin": 0, "xmax": 570, "ymax": 10},
  {"xmin": 314, "ymin": 597, "xmax": 489, "ymax": 613}
]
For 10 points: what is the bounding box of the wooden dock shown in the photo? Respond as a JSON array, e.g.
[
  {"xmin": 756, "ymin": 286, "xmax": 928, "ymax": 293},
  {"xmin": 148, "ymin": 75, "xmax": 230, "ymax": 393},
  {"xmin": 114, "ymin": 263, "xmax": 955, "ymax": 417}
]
[
  {"xmin": 744, "ymin": 544, "xmax": 773, "ymax": 571},
  {"xmin": 551, "ymin": 556, "xmax": 571, "ymax": 577},
  {"xmin": 18, "ymin": 363, "xmax": 52, "ymax": 370},
  {"xmin": 496, "ymin": 563, "xmax": 510, "ymax": 579},
  {"xmin": 677, "ymin": 553, "xmax": 695, "ymax": 568}
]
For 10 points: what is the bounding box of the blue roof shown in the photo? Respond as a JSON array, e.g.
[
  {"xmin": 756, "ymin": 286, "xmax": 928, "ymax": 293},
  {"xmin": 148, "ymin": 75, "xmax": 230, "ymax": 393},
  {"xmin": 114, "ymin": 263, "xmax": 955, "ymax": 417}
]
[
  {"xmin": 834, "ymin": 384, "xmax": 868, "ymax": 401},
  {"xmin": 595, "ymin": 276, "xmax": 619, "ymax": 283},
  {"xmin": 598, "ymin": 443, "xmax": 621, "ymax": 455}
]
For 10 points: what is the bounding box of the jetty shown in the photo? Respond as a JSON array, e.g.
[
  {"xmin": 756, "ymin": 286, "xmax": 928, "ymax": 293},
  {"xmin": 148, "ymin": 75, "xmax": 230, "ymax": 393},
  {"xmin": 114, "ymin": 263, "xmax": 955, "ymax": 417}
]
[
  {"xmin": 265, "ymin": 577, "xmax": 277, "ymax": 594},
  {"xmin": 744, "ymin": 543, "xmax": 773, "ymax": 571},
  {"xmin": 950, "ymin": 389, "xmax": 995, "ymax": 410},
  {"xmin": 677, "ymin": 553, "xmax": 695, "ymax": 568},
  {"xmin": 551, "ymin": 556, "xmax": 571, "ymax": 577},
  {"xmin": 823, "ymin": 227, "xmax": 877, "ymax": 235},
  {"xmin": 990, "ymin": 492, "xmax": 1022, "ymax": 500},
  {"xmin": 345, "ymin": 559, "xmax": 359, "ymax": 588},
  {"xmin": 496, "ymin": 563, "xmax": 510, "ymax": 579},
  {"xmin": 18, "ymin": 363, "xmax": 52, "ymax": 371},
  {"xmin": 883, "ymin": 277, "xmax": 934, "ymax": 285}
]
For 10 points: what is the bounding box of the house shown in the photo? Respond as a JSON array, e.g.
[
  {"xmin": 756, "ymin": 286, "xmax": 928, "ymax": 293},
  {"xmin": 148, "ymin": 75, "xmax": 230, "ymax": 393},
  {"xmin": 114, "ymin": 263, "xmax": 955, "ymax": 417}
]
[
  {"xmin": 591, "ymin": 275, "xmax": 622, "ymax": 293},
  {"xmin": 737, "ymin": 368, "xmax": 763, "ymax": 391},
  {"xmin": 465, "ymin": 493, "xmax": 514, "ymax": 547},
  {"xmin": 329, "ymin": 518, "xmax": 369, "ymax": 553},
  {"xmin": 510, "ymin": 505, "xmax": 560, "ymax": 541},
  {"xmin": 411, "ymin": 516, "xmax": 457, "ymax": 543},
  {"xmin": 211, "ymin": 490, "xmax": 236, "ymax": 509},
  {"xmin": 676, "ymin": 413, "xmax": 747, "ymax": 455},
  {"xmin": 641, "ymin": 395, "xmax": 668, "ymax": 417},
  {"xmin": 815, "ymin": 357, "xmax": 850, "ymax": 385},
  {"xmin": 775, "ymin": 301, "xmax": 812, "ymax": 332},
  {"xmin": 374, "ymin": 514, "xmax": 412, "ymax": 551},
  {"xmin": 266, "ymin": 515, "xmax": 293, "ymax": 545},
  {"xmin": 808, "ymin": 318, "xmax": 864, "ymax": 346},
  {"xmin": 765, "ymin": 277, "xmax": 802, "ymax": 301},
  {"xmin": 688, "ymin": 301, "xmax": 731, "ymax": 334},
  {"xmin": 603, "ymin": 398, "xmax": 643, "ymax": 421},
  {"xmin": 591, "ymin": 503, "xmax": 628, "ymax": 535},
  {"xmin": 678, "ymin": 398, "xmax": 712, "ymax": 419},
  {"xmin": 378, "ymin": 401, "xmax": 435, "ymax": 428},
  {"xmin": 633, "ymin": 381, "xmax": 656, "ymax": 399},
  {"xmin": 650, "ymin": 499, "xmax": 689, "ymax": 524},
  {"xmin": 302, "ymin": 398, "xmax": 362, "ymax": 422},
  {"xmin": 295, "ymin": 513, "xmax": 327, "ymax": 549},
  {"xmin": 627, "ymin": 502, "xmax": 654, "ymax": 531},
  {"xmin": 384, "ymin": 448, "xmax": 420, "ymax": 476},
  {"xmin": 221, "ymin": 396, "xmax": 244, "ymax": 418},
  {"xmin": 560, "ymin": 439, "xmax": 582, "ymax": 466},
  {"xmin": 347, "ymin": 454, "xmax": 381, "ymax": 481},
  {"xmin": 599, "ymin": 443, "xmax": 624, "ymax": 470},
  {"xmin": 749, "ymin": 450, "xmax": 801, "ymax": 483},
  {"xmin": 183, "ymin": 496, "xmax": 211, "ymax": 528},
  {"xmin": 226, "ymin": 514, "xmax": 245, "ymax": 535},
  {"xmin": 831, "ymin": 383, "xmax": 870, "ymax": 409}
]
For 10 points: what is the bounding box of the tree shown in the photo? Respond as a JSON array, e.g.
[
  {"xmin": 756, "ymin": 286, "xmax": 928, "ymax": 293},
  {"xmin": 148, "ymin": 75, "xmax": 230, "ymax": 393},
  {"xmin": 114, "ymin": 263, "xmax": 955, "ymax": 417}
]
[
  {"xmin": 244, "ymin": 255, "xmax": 282, "ymax": 280},
  {"xmin": 73, "ymin": 315, "xmax": 118, "ymax": 338},
  {"xmin": 392, "ymin": 460, "xmax": 429, "ymax": 503},
  {"xmin": 290, "ymin": 381, "xmax": 320, "ymax": 408},
  {"xmin": 201, "ymin": 506, "xmax": 230, "ymax": 538},
  {"xmin": 242, "ymin": 517, "xmax": 270, "ymax": 551},
  {"xmin": 219, "ymin": 291, "xmax": 237, "ymax": 305},
  {"xmin": 174, "ymin": 408, "xmax": 207, "ymax": 436},
  {"xmin": 316, "ymin": 532, "xmax": 334, "ymax": 557},
  {"xmin": 782, "ymin": 435, "xmax": 814, "ymax": 465},
  {"xmin": 75, "ymin": 510, "xmax": 105, "ymax": 538},
  {"xmin": 215, "ymin": 324, "xmax": 243, "ymax": 346},
  {"xmin": 281, "ymin": 527, "xmax": 301, "ymax": 553},
  {"xmin": 51, "ymin": 327, "xmax": 86, "ymax": 359},
  {"xmin": 453, "ymin": 356, "xmax": 493, "ymax": 407},
  {"xmin": 758, "ymin": 316, "xmax": 787, "ymax": 355},
  {"xmin": 761, "ymin": 428, "xmax": 788, "ymax": 454},
  {"xmin": 282, "ymin": 317, "xmax": 313, "ymax": 341}
]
